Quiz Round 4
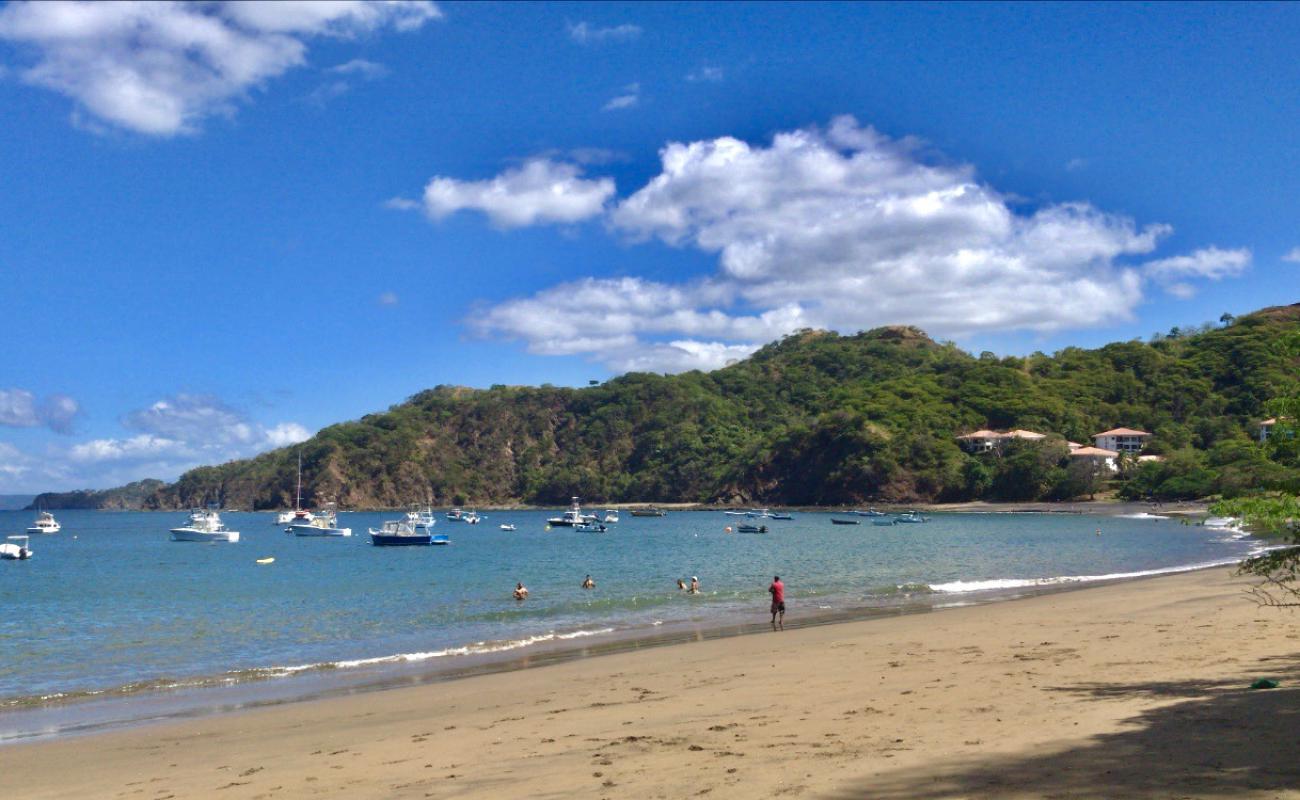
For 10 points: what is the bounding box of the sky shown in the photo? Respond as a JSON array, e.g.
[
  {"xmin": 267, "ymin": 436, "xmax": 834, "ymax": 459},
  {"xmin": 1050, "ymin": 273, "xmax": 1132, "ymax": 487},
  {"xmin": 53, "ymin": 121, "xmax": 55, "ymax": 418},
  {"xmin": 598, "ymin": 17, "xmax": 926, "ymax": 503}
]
[{"xmin": 0, "ymin": 1, "xmax": 1297, "ymax": 493}]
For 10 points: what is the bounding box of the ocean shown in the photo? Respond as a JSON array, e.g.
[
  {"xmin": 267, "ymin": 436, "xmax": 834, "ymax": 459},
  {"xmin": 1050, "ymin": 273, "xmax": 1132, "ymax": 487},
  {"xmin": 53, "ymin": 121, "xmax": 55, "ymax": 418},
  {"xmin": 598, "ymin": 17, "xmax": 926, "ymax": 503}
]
[{"xmin": 0, "ymin": 507, "xmax": 1258, "ymax": 742}]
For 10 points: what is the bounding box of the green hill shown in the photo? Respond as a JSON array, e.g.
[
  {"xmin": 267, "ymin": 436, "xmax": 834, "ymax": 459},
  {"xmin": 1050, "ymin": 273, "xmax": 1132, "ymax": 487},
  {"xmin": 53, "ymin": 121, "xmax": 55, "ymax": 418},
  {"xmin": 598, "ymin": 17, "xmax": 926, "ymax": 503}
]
[
  {"xmin": 29, "ymin": 479, "xmax": 167, "ymax": 510},
  {"xmin": 62, "ymin": 304, "xmax": 1300, "ymax": 509}
]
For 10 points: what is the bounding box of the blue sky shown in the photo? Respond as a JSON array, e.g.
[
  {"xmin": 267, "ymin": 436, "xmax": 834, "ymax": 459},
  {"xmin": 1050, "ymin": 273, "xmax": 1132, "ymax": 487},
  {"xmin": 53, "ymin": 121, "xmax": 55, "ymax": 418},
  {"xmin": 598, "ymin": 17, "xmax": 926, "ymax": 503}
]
[{"xmin": 0, "ymin": 1, "xmax": 1297, "ymax": 493}]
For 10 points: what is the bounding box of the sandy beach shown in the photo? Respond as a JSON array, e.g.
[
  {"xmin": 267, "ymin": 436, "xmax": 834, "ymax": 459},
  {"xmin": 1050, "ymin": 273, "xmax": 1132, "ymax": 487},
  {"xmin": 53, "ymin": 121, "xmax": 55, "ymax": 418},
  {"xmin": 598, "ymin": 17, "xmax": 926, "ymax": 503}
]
[{"xmin": 3, "ymin": 566, "xmax": 1297, "ymax": 799}]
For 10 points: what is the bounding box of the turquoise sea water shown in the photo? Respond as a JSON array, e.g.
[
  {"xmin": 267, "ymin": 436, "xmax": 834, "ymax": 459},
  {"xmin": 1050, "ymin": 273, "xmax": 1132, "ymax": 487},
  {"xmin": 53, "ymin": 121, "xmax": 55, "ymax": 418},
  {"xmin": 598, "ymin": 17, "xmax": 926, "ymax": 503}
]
[{"xmin": 0, "ymin": 508, "xmax": 1257, "ymax": 739}]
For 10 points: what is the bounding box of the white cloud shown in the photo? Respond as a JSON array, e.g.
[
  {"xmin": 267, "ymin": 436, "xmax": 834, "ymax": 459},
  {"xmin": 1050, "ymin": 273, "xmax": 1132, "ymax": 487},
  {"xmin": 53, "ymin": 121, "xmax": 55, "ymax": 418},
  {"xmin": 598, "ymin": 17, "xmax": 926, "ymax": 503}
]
[
  {"xmin": 328, "ymin": 57, "xmax": 388, "ymax": 79},
  {"xmin": 421, "ymin": 158, "xmax": 615, "ymax": 229},
  {"xmin": 1065, "ymin": 157, "xmax": 1088, "ymax": 172},
  {"xmin": 469, "ymin": 117, "xmax": 1229, "ymax": 372},
  {"xmin": 378, "ymin": 290, "xmax": 399, "ymax": 306},
  {"xmin": 1282, "ymin": 247, "xmax": 1300, "ymax": 263},
  {"xmin": 567, "ymin": 21, "xmax": 641, "ymax": 44},
  {"xmin": 264, "ymin": 422, "xmax": 311, "ymax": 447},
  {"xmin": 0, "ymin": 389, "xmax": 80, "ymax": 433},
  {"xmin": 686, "ymin": 66, "xmax": 723, "ymax": 83},
  {"xmin": 1164, "ymin": 282, "xmax": 1198, "ymax": 300},
  {"xmin": 1144, "ymin": 246, "xmax": 1251, "ymax": 286},
  {"xmin": 602, "ymin": 83, "xmax": 640, "ymax": 111},
  {"xmin": 0, "ymin": 1, "xmax": 439, "ymax": 135}
]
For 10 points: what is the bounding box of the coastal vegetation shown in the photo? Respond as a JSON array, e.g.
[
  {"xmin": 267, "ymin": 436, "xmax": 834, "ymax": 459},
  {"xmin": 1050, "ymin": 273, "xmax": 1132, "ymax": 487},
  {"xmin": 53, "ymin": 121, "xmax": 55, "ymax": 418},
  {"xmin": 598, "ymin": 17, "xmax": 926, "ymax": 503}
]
[{"xmin": 31, "ymin": 304, "xmax": 1300, "ymax": 512}]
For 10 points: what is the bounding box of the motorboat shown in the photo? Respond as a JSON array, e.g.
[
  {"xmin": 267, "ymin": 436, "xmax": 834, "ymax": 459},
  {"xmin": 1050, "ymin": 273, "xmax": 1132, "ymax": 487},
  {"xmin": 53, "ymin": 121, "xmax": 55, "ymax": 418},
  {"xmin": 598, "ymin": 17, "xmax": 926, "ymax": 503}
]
[
  {"xmin": 856, "ymin": 509, "xmax": 887, "ymax": 517},
  {"xmin": 746, "ymin": 508, "xmax": 774, "ymax": 518},
  {"xmin": 895, "ymin": 512, "xmax": 929, "ymax": 524},
  {"xmin": 547, "ymin": 497, "xmax": 588, "ymax": 527},
  {"xmin": 830, "ymin": 518, "xmax": 861, "ymax": 525},
  {"xmin": 170, "ymin": 508, "xmax": 240, "ymax": 543},
  {"xmin": 462, "ymin": 510, "xmax": 482, "ymax": 525},
  {"xmin": 499, "ymin": 523, "xmax": 517, "ymax": 531},
  {"xmin": 27, "ymin": 510, "xmax": 60, "ymax": 535},
  {"xmin": 724, "ymin": 510, "xmax": 750, "ymax": 517},
  {"xmin": 736, "ymin": 524, "xmax": 768, "ymax": 533},
  {"xmin": 769, "ymin": 513, "xmax": 794, "ymax": 521},
  {"xmin": 576, "ymin": 522, "xmax": 608, "ymax": 533},
  {"xmin": 629, "ymin": 508, "xmax": 666, "ymax": 517},
  {"xmin": 0, "ymin": 535, "xmax": 33, "ymax": 560},
  {"xmin": 289, "ymin": 505, "xmax": 352, "ymax": 537},
  {"xmin": 446, "ymin": 508, "xmax": 465, "ymax": 522},
  {"xmin": 369, "ymin": 519, "xmax": 435, "ymax": 546},
  {"xmin": 872, "ymin": 518, "xmax": 897, "ymax": 526},
  {"xmin": 602, "ymin": 509, "xmax": 620, "ymax": 523},
  {"xmin": 405, "ymin": 506, "xmax": 438, "ymax": 533}
]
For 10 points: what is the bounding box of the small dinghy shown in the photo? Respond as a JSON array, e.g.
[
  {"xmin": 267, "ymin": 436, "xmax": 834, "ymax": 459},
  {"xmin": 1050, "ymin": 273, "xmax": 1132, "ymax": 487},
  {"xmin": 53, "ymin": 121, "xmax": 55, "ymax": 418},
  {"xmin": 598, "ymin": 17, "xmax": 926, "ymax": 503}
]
[
  {"xmin": 736, "ymin": 524, "xmax": 768, "ymax": 534},
  {"xmin": 830, "ymin": 518, "xmax": 860, "ymax": 525},
  {"xmin": 0, "ymin": 535, "xmax": 33, "ymax": 560},
  {"xmin": 499, "ymin": 523, "xmax": 517, "ymax": 531}
]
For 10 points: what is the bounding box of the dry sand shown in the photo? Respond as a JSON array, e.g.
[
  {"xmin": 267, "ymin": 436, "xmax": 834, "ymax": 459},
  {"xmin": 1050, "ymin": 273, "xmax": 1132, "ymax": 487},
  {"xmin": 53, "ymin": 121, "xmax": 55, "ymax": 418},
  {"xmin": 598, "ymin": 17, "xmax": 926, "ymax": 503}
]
[{"xmin": 3, "ymin": 566, "xmax": 1298, "ymax": 799}]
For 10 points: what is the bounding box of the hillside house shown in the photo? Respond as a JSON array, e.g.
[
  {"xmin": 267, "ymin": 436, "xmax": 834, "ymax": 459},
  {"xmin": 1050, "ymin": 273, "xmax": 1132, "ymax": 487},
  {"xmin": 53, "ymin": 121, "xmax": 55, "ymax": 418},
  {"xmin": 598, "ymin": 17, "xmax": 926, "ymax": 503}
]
[
  {"xmin": 956, "ymin": 429, "xmax": 1047, "ymax": 453},
  {"xmin": 1093, "ymin": 427, "xmax": 1150, "ymax": 454},
  {"xmin": 1069, "ymin": 446, "xmax": 1120, "ymax": 472}
]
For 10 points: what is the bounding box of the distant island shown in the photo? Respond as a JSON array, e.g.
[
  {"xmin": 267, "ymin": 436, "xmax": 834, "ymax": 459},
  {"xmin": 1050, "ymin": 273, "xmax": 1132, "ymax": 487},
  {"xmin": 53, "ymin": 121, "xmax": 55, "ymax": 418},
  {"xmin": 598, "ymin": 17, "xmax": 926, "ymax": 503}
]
[
  {"xmin": 27, "ymin": 479, "xmax": 166, "ymax": 511},
  {"xmin": 30, "ymin": 304, "xmax": 1300, "ymax": 511}
]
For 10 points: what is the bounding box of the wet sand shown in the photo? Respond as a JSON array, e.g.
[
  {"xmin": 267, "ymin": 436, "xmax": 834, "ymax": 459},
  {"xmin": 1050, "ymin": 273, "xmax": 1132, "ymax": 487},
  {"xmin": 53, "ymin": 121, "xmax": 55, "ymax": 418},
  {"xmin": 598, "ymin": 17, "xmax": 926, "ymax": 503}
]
[{"xmin": 3, "ymin": 565, "xmax": 1297, "ymax": 799}]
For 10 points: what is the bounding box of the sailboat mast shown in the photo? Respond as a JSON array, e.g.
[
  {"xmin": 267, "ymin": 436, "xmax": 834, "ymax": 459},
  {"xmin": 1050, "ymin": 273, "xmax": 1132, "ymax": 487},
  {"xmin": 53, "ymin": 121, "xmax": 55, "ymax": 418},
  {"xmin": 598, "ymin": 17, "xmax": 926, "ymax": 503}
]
[{"xmin": 295, "ymin": 452, "xmax": 303, "ymax": 511}]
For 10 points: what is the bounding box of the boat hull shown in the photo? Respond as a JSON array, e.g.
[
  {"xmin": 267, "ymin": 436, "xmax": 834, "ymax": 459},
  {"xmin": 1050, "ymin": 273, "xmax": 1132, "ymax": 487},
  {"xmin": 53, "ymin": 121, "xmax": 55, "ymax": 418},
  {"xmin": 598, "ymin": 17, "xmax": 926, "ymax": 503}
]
[
  {"xmin": 27, "ymin": 526, "xmax": 60, "ymax": 535},
  {"xmin": 290, "ymin": 525, "xmax": 352, "ymax": 537},
  {"xmin": 370, "ymin": 533, "xmax": 434, "ymax": 546},
  {"xmin": 169, "ymin": 528, "xmax": 240, "ymax": 543},
  {"xmin": 830, "ymin": 519, "xmax": 860, "ymax": 525}
]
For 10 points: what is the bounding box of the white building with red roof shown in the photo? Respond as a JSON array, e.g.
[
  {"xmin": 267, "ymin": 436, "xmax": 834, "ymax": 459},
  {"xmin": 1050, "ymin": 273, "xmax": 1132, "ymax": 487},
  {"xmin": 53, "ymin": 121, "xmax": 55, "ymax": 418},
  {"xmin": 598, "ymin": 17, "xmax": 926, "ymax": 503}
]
[
  {"xmin": 956, "ymin": 429, "xmax": 1047, "ymax": 453},
  {"xmin": 1068, "ymin": 446, "xmax": 1120, "ymax": 472},
  {"xmin": 1093, "ymin": 427, "xmax": 1150, "ymax": 454}
]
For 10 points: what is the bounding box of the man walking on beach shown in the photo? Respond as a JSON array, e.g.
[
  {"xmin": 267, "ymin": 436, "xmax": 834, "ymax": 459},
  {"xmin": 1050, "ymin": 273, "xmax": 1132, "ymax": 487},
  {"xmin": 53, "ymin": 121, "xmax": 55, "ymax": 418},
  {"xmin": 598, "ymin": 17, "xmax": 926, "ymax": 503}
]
[{"xmin": 769, "ymin": 575, "xmax": 785, "ymax": 631}]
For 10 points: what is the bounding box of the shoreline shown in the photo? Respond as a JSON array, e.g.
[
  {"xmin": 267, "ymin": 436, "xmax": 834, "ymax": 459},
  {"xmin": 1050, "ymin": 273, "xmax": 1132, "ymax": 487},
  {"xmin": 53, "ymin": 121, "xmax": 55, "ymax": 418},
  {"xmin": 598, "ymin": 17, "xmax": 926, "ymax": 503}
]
[
  {"xmin": 4, "ymin": 564, "xmax": 1296, "ymax": 799},
  {"xmin": 22, "ymin": 499, "xmax": 1210, "ymax": 515},
  {"xmin": 0, "ymin": 548, "xmax": 1249, "ymax": 746}
]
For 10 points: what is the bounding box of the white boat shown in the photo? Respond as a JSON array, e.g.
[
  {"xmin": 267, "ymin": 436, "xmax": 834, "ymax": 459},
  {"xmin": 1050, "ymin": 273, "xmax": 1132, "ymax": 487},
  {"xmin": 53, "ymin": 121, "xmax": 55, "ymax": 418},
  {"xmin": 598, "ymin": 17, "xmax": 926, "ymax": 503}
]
[
  {"xmin": 277, "ymin": 452, "xmax": 314, "ymax": 525},
  {"xmin": 602, "ymin": 509, "xmax": 620, "ymax": 523},
  {"xmin": 547, "ymin": 497, "xmax": 588, "ymax": 527},
  {"xmin": 289, "ymin": 505, "xmax": 352, "ymax": 537},
  {"xmin": 894, "ymin": 511, "xmax": 929, "ymax": 524},
  {"xmin": 446, "ymin": 508, "xmax": 464, "ymax": 522},
  {"xmin": 0, "ymin": 535, "xmax": 33, "ymax": 560},
  {"xmin": 26, "ymin": 510, "xmax": 60, "ymax": 535},
  {"xmin": 576, "ymin": 522, "xmax": 608, "ymax": 533},
  {"xmin": 462, "ymin": 510, "xmax": 482, "ymax": 525},
  {"xmin": 406, "ymin": 506, "xmax": 438, "ymax": 532},
  {"xmin": 499, "ymin": 523, "xmax": 516, "ymax": 531},
  {"xmin": 170, "ymin": 508, "xmax": 240, "ymax": 543}
]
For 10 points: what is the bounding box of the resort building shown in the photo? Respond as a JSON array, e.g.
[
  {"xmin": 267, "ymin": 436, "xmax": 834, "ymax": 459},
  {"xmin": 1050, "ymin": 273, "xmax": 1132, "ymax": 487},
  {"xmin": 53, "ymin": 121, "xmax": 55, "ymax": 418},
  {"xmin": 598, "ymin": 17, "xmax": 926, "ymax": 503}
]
[
  {"xmin": 1092, "ymin": 427, "xmax": 1151, "ymax": 454},
  {"xmin": 1260, "ymin": 418, "xmax": 1294, "ymax": 442},
  {"xmin": 956, "ymin": 429, "xmax": 1047, "ymax": 453},
  {"xmin": 1068, "ymin": 446, "xmax": 1120, "ymax": 472}
]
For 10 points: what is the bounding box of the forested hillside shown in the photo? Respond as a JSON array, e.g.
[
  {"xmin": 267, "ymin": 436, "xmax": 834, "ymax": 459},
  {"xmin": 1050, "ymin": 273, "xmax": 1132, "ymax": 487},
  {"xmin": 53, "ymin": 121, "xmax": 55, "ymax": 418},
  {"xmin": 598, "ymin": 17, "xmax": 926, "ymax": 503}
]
[{"xmin": 35, "ymin": 304, "xmax": 1300, "ymax": 510}]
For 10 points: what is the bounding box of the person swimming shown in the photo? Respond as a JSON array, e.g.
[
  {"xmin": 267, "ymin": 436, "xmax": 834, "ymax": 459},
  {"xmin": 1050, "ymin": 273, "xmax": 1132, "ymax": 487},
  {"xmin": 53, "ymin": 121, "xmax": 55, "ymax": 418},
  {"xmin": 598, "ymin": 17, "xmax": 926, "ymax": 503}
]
[
  {"xmin": 582, "ymin": 575, "xmax": 595, "ymax": 589},
  {"xmin": 677, "ymin": 578, "xmax": 687, "ymax": 591},
  {"xmin": 689, "ymin": 576, "xmax": 700, "ymax": 594},
  {"xmin": 513, "ymin": 582, "xmax": 528, "ymax": 600}
]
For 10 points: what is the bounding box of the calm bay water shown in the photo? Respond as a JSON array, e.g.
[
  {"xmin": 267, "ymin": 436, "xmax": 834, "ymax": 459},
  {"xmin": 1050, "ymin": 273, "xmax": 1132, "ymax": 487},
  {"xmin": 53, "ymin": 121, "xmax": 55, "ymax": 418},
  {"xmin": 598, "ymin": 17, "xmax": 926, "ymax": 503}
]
[{"xmin": 0, "ymin": 508, "xmax": 1256, "ymax": 739}]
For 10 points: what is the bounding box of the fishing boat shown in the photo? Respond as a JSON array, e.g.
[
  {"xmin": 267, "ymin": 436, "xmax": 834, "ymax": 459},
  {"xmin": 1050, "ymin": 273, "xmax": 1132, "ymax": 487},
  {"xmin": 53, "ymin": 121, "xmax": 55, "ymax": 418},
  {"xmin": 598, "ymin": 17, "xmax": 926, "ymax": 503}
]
[
  {"xmin": 736, "ymin": 524, "xmax": 768, "ymax": 533},
  {"xmin": 0, "ymin": 535, "xmax": 33, "ymax": 560},
  {"xmin": 894, "ymin": 512, "xmax": 929, "ymax": 524},
  {"xmin": 602, "ymin": 509, "xmax": 620, "ymax": 523},
  {"xmin": 830, "ymin": 518, "xmax": 861, "ymax": 525},
  {"xmin": 26, "ymin": 510, "xmax": 60, "ymax": 535},
  {"xmin": 277, "ymin": 454, "xmax": 314, "ymax": 525},
  {"xmin": 289, "ymin": 505, "xmax": 352, "ymax": 537},
  {"xmin": 405, "ymin": 506, "xmax": 438, "ymax": 533},
  {"xmin": 629, "ymin": 508, "xmax": 666, "ymax": 517},
  {"xmin": 170, "ymin": 508, "xmax": 240, "ymax": 543},
  {"xmin": 547, "ymin": 497, "xmax": 588, "ymax": 527},
  {"xmin": 369, "ymin": 518, "xmax": 435, "ymax": 546},
  {"xmin": 499, "ymin": 523, "xmax": 516, "ymax": 531}
]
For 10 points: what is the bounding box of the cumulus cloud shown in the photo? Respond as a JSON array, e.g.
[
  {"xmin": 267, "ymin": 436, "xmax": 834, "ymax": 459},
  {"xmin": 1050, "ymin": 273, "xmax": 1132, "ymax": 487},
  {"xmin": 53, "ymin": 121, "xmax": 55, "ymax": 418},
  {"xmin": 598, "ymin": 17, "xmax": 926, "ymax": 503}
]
[
  {"xmin": 1144, "ymin": 246, "xmax": 1251, "ymax": 297},
  {"xmin": 378, "ymin": 290, "xmax": 399, "ymax": 306},
  {"xmin": 0, "ymin": 1, "xmax": 439, "ymax": 135},
  {"xmin": 1282, "ymin": 247, "xmax": 1300, "ymax": 263},
  {"xmin": 602, "ymin": 83, "xmax": 640, "ymax": 111},
  {"xmin": 460, "ymin": 117, "xmax": 1251, "ymax": 373},
  {"xmin": 0, "ymin": 389, "xmax": 80, "ymax": 433},
  {"xmin": 305, "ymin": 57, "xmax": 390, "ymax": 106},
  {"xmin": 420, "ymin": 158, "xmax": 615, "ymax": 228},
  {"xmin": 567, "ymin": 21, "xmax": 641, "ymax": 44}
]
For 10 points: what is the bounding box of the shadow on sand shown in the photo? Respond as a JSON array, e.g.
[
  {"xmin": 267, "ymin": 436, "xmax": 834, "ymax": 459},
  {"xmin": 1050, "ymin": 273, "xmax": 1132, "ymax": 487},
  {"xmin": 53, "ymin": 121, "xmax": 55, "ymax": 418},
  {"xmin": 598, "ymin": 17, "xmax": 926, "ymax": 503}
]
[{"xmin": 826, "ymin": 653, "xmax": 1300, "ymax": 799}]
